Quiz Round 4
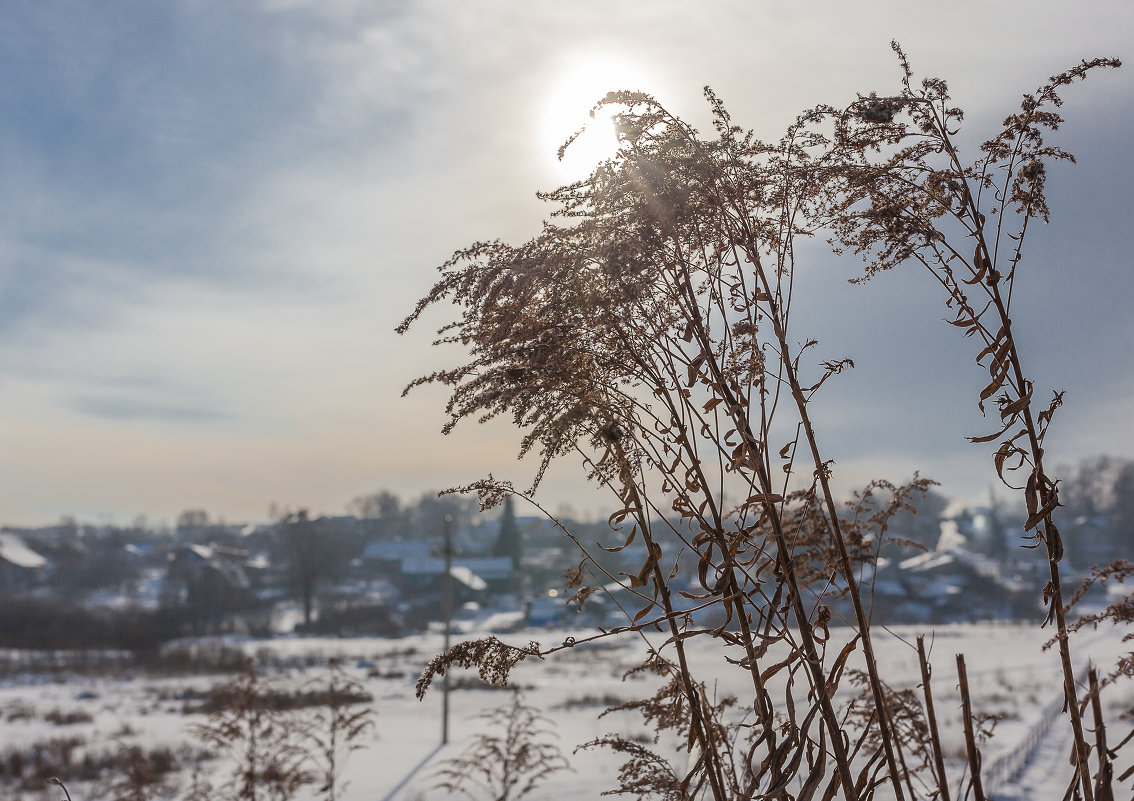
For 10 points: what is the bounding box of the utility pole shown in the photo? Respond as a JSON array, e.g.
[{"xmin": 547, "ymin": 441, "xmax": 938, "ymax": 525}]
[{"xmin": 441, "ymin": 513, "xmax": 453, "ymax": 745}]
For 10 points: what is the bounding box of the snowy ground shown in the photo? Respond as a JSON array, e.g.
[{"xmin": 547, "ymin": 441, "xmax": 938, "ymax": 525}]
[{"xmin": 0, "ymin": 619, "xmax": 1130, "ymax": 801}]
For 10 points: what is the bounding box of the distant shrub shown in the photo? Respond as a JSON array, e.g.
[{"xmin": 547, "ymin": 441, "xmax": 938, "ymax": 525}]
[
  {"xmin": 293, "ymin": 603, "xmax": 402, "ymax": 638},
  {"xmin": 0, "ymin": 596, "xmax": 189, "ymax": 653},
  {"xmin": 191, "ymin": 663, "xmax": 311, "ymax": 801},
  {"xmin": 0, "ymin": 737, "xmax": 184, "ymax": 793},
  {"xmin": 185, "ymin": 678, "xmax": 372, "ymax": 716},
  {"xmin": 556, "ymin": 692, "xmax": 625, "ymax": 710},
  {"xmin": 144, "ymin": 640, "xmax": 250, "ymax": 675},
  {"xmin": 43, "ymin": 709, "xmax": 94, "ymax": 726}
]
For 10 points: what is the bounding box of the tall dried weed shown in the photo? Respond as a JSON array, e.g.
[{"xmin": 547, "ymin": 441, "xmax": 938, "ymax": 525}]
[{"xmin": 400, "ymin": 46, "xmax": 1127, "ymax": 800}]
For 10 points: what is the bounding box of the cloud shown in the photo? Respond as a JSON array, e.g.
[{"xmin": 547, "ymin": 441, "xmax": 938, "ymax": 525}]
[{"xmin": 69, "ymin": 394, "xmax": 232, "ymax": 425}]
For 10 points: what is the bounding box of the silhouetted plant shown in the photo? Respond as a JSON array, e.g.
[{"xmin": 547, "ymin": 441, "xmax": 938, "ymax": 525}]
[
  {"xmin": 180, "ymin": 758, "xmax": 214, "ymax": 801},
  {"xmin": 401, "ymin": 77, "xmax": 941, "ymax": 799},
  {"xmin": 824, "ymin": 42, "xmax": 1125, "ymax": 800},
  {"xmin": 302, "ymin": 660, "xmax": 376, "ymax": 801},
  {"xmin": 104, "ymin": 746, "xmax": 172, "ymax": 801},
  {"xmin": 401, "ymin": 71, "xmax": 951, "ymax": 798},
  {"xmin": 190, "ymin": 662, "xmax": 309, "ymax": 801},
  {"xmin": 400, "ymin": 44, "xmax": 1124, "ymax": 801},
  {"xmin": 416, "ymin": 636, "xmax": 541, "ymax": 699},
  {"xmin": 432, "ymin": 692, "xmax": 569, "ymax": 801},
  {"xmin": 578, "ymin": 652, "xmax": 743, "ymax": 801},
  {"xmin": 46, "ymin": 777, "xmax": 74, "ymax": 801}
]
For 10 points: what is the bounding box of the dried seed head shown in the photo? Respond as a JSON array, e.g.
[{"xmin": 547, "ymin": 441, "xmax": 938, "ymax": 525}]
[
  {"xmin": 1018, "ymin": 160, "xmax": 1045, "ymax": 184},
  {"xmin": 857, "ymin": 95, "xmax": 902, "ymax": 124},
  {"xmin": 731, "ymin": 319, "xmax": 757, "ymax": 338},
  {"xmin": 566, "ymin": 585, "xmax": 596, "ymax": 610},
  {"xmin": 562, "ymin": 562, "xmax": 586, "ymax": 589},
  {"xmin": 599, "ymin": 420, "xmax": 625, "ymax": 443},
  {"xmin": 416, "ymin": 636, "xmax": 541, "ymax": 700}
]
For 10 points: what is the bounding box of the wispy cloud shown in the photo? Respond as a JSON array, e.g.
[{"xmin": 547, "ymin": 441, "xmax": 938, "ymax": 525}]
[{"xmin": 69, "ymin": 394, "xmax": 231, "ymax": 425}]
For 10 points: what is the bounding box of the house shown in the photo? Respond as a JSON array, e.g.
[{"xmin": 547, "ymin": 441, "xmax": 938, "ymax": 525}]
[
  {"xmin": 163, "ymin": 543, "xmax": 254, "ymax": 630},
  {"xmin": 401, "ymin": 555, "xmax": 515, "ymax": 597},
  {"xmin": 360, "ymin": 540, "xmax": 431, "ymax": 577},
  {"xmin": 866, "ymin": 541, "xmax": 1036, "ymax": 623}
]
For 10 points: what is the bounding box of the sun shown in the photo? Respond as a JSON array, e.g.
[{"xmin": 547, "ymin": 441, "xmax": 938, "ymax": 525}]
[{"xmin": 540, "ymin": 54, "xmax": 652, "ymax": 182}]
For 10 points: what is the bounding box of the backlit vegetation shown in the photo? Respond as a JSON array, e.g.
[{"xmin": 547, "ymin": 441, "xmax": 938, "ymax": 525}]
[{"xmin": 400, "ymin": 45, "xmax": 1128, "ymax": 800}]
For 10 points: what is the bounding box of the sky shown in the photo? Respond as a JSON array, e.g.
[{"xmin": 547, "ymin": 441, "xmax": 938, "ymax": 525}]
[{"xmin": 0, "ymin": 1, "xmax": 1131, "ymax": 527}]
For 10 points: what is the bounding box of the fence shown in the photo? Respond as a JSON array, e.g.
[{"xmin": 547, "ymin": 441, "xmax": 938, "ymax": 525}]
[{"xmin": 983, "ymin": 667, "xmax": 1087, "ymax": 798}]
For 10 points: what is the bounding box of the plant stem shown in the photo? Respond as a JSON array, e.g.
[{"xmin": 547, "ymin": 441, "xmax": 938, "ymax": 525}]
[
  {"xmin": 917, "ymin": 636, "xmax": 951, "ymax": 801},
  {"xmin": 956, "ymin": 654, "xmax": 987, "ymax": 801}
]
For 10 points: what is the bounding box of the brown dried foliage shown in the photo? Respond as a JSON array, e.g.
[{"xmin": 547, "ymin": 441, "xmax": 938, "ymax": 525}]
[
  {"xmin": 400, "ymin": 45, "xmax": 1124, "ymax": 801},
  {"xmin": 431, "ymin": 692, "xmax": 569, "ymax": 801},
  {"xmin": 191, "ymin": 664, "xmax": 310, "ymax": 801},
  {"xmin": 191, "ymin": 661, "xmax": 375, "ymax": 801},
  {"xmin": 416, "ymin": 636, "xmax": 542, "ymax": 700},
  {"xmin": 824, "ymin": 42, "xmax": 1125, "ymax": 801},
  {"xmin": 302, "ymin": 661, "xmax": 376, "ymax": 801}
]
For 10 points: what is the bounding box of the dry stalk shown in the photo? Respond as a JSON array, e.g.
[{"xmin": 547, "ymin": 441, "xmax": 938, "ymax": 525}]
[
  {"xmin": 432, "ymin": 692, "xmax": 570, "ymax": 801},
  {"xmin": 916, "ymin": 636, "xmax": 950, "ymax": 801},
  {"xmin": 956, "ymin": 654, "xmax": 987, "ymax": 801},
  {"xmin": 825, "ymin": 43, "xmax": 1122, "ymax": 800},
  {"xmin": 399, "ymin": 45, "xmax": 1122, "ymax": 801}
]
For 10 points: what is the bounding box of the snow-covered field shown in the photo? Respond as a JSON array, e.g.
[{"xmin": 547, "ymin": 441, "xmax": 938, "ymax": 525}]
[{"xmin": 1, "ymin": 620, "xmax": 1129, "ymax": 801}]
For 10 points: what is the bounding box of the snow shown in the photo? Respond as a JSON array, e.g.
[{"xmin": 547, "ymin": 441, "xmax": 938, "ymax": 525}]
[
  {"xmin": 448, "ymin": 566, "xmax": 487, "ymax": 592},
  {"xmin": 0, "ymin": 531, "xmax": 47, "ymax": 569},
  {"xmin": 467, "ymin": 610, "xmax": 527, "ymax": 633},
  {"xmin": 0, "ymin": 621, "xmax": 1128, "ymax": 801},
  {"xmin": 899, "ymin": 550, "xmax": 956, "ymax": 571},
  {"xmin": 186, "ymin": 543, "xmax": 213, "ymax": 561}
]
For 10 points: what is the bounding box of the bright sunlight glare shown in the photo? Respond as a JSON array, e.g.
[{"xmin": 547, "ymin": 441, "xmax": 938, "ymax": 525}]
[{"xmin": 541, "ymin": 54, "xmax": 653, "ymax": 182}]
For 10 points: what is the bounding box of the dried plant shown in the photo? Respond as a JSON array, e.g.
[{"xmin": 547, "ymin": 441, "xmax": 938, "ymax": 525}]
[
  {"xmin": 180, "ymin": 758, "xmax": 214, "ymax": 801},
  {"xmin": 578, "ymin": 653, "xmax": 754, "ymax": 801},
  {"xmin": 823, "ymin": 42, "xmax": 1124, "ymax": 801},
  {"xmin": 416, "ymin": 636, "xmax": 542, "ymax": 699},
  {"xmin": 190, "ymin": 662, "xmax": 310, "ymax": 801},
  {"xmin": 400, "ymin": 45, "xmax": 1122, "ymax": 801},
  {"xmin": 46, "ymin": 777, "xmax": 74, "ymax": 801},
  {"xmin": 26, "ymin": 665, "xmax": 375, "ymax": 801},
  {"xmin": 401, "ymin": 79, "xmax": 939, "ymax": 800},
  {"xmin": 301, "ymin": 660, "xmax": 376, "ymax": 801},
  {"xmin": 104, "ymin": 746, "xmax": 174, "ymax": 801},
  {"xmin": 431, "ymin": 692, "xmax": 569, "ymax": 801}
]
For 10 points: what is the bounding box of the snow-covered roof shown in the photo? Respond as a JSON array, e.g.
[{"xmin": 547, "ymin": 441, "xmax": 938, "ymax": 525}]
[
  {"xmin": 448, "ymin": 566, "xmax": 488, "ymax": 591},
  {"xmin": 246, "ymin": 554, "xmax": 271, "ymax": 570},
  {"xmin": 899, "ymin": 551, "xmax": 956, "ymax": 572},
  {"xmin": 0, "ymin": 532, "xmax": 48, "ymax": 569},
  {"xmin": 187, "ymin": 543, "xmax": 214, "ymax": 561}
]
